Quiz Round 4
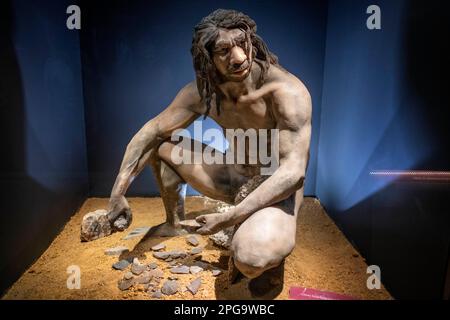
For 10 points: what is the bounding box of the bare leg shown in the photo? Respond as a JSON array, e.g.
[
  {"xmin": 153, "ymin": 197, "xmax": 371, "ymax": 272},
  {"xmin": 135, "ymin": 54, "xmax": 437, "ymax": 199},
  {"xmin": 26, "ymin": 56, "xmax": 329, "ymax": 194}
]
[
  {"xmin": 230, "ymin": 189, "xmax": 304, "ymax": 293},
  {"xmin": 147, "ymin": 148, "xmax": 188, "ymax": 236},
  {"xmin": 156, "ymin": 139, "xmax": 248, "ymax": 203},
  {"xmin": 147, "ymin": 139, "xmax": 248, "ymax": 236}
]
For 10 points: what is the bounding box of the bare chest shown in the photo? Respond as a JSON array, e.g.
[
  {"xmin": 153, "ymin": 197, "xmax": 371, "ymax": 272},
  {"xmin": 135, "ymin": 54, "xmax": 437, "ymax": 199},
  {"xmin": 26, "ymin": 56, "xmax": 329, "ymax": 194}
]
[{"xmin": 206, "ymin": 96, "xmax": 276, "ymax": 130}]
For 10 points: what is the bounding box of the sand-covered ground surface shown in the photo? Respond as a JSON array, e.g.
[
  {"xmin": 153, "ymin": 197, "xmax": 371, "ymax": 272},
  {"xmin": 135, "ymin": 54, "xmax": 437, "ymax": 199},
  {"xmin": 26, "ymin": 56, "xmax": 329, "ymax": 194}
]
[{"xmin": 2, "ymin": 196, "xmax": 391, "ymax": 300}]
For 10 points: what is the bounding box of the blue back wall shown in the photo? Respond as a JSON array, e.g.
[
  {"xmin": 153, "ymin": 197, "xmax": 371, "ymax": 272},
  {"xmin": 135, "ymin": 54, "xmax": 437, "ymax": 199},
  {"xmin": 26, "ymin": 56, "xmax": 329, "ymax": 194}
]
[
  {"xmin": 0, "ymin": 0, "xmax": 88, "ymax": 294},
  {"xmin": 317, "ymin": 0, "xmax": 450, "ymax": 299},
  {"xmin": 80, "ymin": 0, "xmax": 328, "ymax": 197}
]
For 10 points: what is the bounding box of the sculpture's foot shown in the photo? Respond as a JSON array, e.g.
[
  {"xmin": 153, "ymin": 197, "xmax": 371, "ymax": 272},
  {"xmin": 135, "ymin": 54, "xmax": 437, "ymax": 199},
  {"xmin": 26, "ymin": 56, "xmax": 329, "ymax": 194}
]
[
  {"xmin": 228, "ymin": 256, "xmax": 244, "ymax": 285},
  {"xmin": 248, "ymin": 260, "xmax": 284, "ymax": 298},
  {"xmin": 147, "ymin": 222, "xmax": 188, "ymax": 237}
]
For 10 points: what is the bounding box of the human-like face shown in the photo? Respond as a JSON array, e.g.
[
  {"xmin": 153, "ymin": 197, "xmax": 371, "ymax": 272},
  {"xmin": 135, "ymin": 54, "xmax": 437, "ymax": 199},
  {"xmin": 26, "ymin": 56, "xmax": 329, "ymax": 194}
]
[{"xmin": 212, "ymin": 28, "xmax": 252, "ymax": 82}]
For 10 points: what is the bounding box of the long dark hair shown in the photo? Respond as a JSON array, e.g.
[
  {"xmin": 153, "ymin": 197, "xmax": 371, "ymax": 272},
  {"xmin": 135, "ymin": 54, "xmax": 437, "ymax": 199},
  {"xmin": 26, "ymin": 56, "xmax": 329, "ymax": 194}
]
[{"xmin": 191, "ymin": 9, "xmax": 278, "ymax": 118}]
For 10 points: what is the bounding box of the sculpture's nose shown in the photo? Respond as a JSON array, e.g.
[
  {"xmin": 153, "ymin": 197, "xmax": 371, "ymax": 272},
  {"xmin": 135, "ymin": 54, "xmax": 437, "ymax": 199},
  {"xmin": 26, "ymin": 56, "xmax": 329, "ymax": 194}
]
[{"xmin": 229, "ymin": 46, "xmax": 246, "ymax": 67}]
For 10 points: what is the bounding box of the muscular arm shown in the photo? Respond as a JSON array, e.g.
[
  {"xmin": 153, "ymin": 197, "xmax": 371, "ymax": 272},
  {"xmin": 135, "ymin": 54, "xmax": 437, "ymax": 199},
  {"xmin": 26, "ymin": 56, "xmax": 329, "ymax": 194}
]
[
  {"xmin": 199, "ymin": 83, "xmax": 311, "ymax": 231},
  {"xmin": 108, "ymin": 82, "xmax": 200, "ymax": 221},
  {"xmin": 230, "ymin": 85, "xmax": 311, "ymax": 224}
]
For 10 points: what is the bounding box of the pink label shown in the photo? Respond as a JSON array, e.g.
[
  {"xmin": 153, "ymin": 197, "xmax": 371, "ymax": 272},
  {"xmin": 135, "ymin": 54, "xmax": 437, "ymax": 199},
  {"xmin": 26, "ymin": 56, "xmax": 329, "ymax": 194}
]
[{"xmin": 289, "ymin": 287, "xmax": 358, "ymax": 300}]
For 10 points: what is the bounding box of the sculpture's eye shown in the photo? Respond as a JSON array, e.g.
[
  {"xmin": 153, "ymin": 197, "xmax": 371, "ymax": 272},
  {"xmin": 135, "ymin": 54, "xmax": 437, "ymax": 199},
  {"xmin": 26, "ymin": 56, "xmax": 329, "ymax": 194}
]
[{"xmin": 216, "ymin": 48, "xmax": 228, "ymax": 55}]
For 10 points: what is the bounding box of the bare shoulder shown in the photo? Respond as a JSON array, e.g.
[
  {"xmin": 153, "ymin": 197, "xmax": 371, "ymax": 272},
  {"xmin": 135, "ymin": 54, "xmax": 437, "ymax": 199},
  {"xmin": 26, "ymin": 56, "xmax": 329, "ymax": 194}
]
[
  {"xmin": 171, "ymin": 80, "xmax": 202, "ymax": 111},
  {"xmin": 267, "ymin": 65, "xmax": 312, "ymax": 126},
  {"xmin": 268, "ymin": 65, "xmax": 311, "ymax": 105}
]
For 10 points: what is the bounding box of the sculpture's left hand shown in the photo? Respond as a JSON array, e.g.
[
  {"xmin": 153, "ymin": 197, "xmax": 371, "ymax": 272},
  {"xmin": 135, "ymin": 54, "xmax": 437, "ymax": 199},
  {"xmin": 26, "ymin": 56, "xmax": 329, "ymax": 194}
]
[{"xmin": 195, "ymin": 212, "xmax": 232, "ymax": 235}]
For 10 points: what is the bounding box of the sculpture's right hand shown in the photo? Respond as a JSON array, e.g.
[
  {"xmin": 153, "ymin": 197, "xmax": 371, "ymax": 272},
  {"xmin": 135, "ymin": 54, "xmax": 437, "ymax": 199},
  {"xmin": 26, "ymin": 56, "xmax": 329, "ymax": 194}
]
[{"xmin": 107, "ymin": 195, "xmax": 132, "ymax": 230}]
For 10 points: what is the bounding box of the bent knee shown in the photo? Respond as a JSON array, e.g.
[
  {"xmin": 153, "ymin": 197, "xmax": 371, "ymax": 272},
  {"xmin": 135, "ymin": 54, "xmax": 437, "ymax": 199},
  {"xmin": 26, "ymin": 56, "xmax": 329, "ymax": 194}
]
[
  {"xmin": 233, "ymin": 257, "xmax": 276, "ymax": 279},
  {"xmin": 157, "ymin": 141, "xmax": 176, "ymax": 162},
  {"xmin": 232, "ymin": 248, "xmax": 288, "ymax": 279},
  {"xmin": 232, "ymin": 236, "xmax": 294, "ymax": 279}
]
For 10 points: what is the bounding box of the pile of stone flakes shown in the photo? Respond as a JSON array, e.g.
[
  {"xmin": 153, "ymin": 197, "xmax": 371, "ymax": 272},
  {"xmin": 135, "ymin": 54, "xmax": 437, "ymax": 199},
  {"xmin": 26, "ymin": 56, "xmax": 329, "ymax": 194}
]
[{"xmin": 107, "ymin": 235, "xmax": 224, "ymax": 299}]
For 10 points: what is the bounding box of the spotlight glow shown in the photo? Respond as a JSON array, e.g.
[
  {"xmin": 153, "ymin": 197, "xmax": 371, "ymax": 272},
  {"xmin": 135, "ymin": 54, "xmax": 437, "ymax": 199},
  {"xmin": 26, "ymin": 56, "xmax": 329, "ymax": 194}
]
[{"xmin": 369, "ymin": 170, "xmax": 450, "ymax": 182}]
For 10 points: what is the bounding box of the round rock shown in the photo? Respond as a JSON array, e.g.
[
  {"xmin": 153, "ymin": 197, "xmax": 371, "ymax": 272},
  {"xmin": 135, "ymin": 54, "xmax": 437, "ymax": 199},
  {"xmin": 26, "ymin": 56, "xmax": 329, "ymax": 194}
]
[{"xmin": 80, "ymin": 210, "xmax": 112, "ymax": 242}]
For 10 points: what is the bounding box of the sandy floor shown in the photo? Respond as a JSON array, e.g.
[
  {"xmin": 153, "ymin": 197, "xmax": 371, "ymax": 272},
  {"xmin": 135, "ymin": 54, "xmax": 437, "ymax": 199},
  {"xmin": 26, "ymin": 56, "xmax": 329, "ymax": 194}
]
[{"xmin": 2, "ymin": 196, "xmax": 391, "ymax": 300}]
